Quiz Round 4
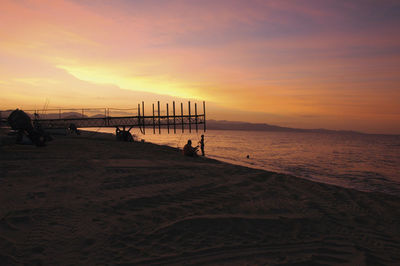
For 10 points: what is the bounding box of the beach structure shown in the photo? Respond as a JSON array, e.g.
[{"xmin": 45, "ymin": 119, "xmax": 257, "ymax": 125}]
[
  {"xmin": 5, "ymin": 109, "xmax": 48, "ymax": 146},
  {"xmin": 0, "ymin": 101, "xmax": 206, "ymax": 137}
]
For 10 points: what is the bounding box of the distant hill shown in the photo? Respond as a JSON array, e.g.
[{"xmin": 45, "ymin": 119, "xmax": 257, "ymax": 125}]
[
  {"xmin": 35, "ymin": 112, "xmax": 88, "ymax": 119},
  {"xmin": 206, "ymin": 120, "xmax": 363, "ymax": 135},
  {"xmin": 32, "ymin": 112, "xmax": 108, "ymax": 119},
  {"xmin": 91, "ymin": 114, "xmax": 107, "ymax": 118}
]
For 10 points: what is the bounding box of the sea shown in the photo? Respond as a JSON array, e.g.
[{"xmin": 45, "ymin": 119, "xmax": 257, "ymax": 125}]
[{"xmin": 90, "ymin": 128, "xmax": 400, "ymax": 196}]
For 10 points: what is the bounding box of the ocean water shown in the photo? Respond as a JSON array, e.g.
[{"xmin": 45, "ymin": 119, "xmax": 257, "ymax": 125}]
[{"xmin": 90, "ymin": 128, "xmax": 400, "ymax": 196}]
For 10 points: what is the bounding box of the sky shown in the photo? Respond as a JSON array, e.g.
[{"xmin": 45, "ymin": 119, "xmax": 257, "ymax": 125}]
[{"xmin": 1, "ymin": 0, "xmax": 400, "ymax": 134}]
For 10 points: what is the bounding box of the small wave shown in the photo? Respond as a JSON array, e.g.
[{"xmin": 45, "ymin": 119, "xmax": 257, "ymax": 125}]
[{"xmin": 122, "ymin": 129, "xmax": 400, "ymax": 196}]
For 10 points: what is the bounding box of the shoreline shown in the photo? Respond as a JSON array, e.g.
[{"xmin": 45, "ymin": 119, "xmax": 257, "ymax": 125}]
[
  {"xmin": 1, "ymin": 130, "xmax": 400, "ymax": 265},
  {"xmin": 82, "ymin": 128, "xmax": 400, "ymax": 197}
]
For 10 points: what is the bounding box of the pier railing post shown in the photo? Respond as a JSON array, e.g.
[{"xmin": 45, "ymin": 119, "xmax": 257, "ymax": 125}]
[
  {"xmin": 188, "ymin": 101, "xmax": 191, "ymax": 133},
  {"xmin": 142, "ymin": 101, "xmax": 145, "ymax": 134},
  {"xmin": 167, "ymin": 103, "xmax": 170, "ymax": 134},
  {"xmin": 181, "ymin": 103, "xmax": 184, "ymax": 133},
  {"xmin": 203, "ymin": 101, "xmax": 206, "ymax": 132},
  {"xmin": 138, "ymin": 103, "xmax": 141, "ymax": 130},
  {"xmin": 152, "ymin": 103, "xmax": 155, "ymax": 134},
  {"xmin": 104, "ymin": 108, "xmax": 107, "ymax": 126},
  {"xmin": 195, "ymin": 103, "xmax": 198, "ymax": 132},
  {"xmin": 158, "ymin": 101, "xmax": 161, "ymax": 134},
  {"xmin": 173, "ymin": 101, "xmax": 176, "ymax": 134},
  {"xmin": 107, "ymin": 108, "xmax": 110, "ymax": 126}
]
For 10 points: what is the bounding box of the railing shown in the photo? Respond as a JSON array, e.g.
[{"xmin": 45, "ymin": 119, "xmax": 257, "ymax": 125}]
[{"xmin": 0, "ymin": 101, "xmax": 206, "ymax": 134}]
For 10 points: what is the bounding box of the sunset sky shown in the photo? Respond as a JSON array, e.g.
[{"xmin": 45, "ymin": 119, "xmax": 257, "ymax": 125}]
[{"xmin": 1, "ymin": 0, "xmax": 399, "ymax": 134}]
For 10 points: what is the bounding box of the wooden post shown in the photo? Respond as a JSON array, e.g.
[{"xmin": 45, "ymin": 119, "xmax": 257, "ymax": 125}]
[
  {"xmin": 138, "ymin": 103, "xmax": 141, "ymax": 130},
  {"xmin": 203, "ymin": 101, "xmax": 206, "ymax": 132},
  {"xmin": 188, "ymin": 101, "xmax": 191, "ymax": 133},
  {"xmin": 166, "ymin": 103, "xmax": 169, "ymax": 134},
  {"xmin": 173, "ymin": 101, "xmax": 176, "ymax": 134},
  {"xmin": 104, "ymin": 108, "xmax": 107, "ymax": 126},
  {"xmin": 152, "ymin": 103, "xmax": 155, "ymax": 134},
  {"xmin": 142, "ymin": 101, "xmax": 145, "ymax": 134},
  {"xmin": 195, "ymin": 103, "xmax": 198, "ymax": 132},
  {"xmin": 181, "ymin": 102, "xmax": 184, "ymax": 133},
  {"xmin": 158, "ymin": 101, "xmax": 161, "ymax": 134}
]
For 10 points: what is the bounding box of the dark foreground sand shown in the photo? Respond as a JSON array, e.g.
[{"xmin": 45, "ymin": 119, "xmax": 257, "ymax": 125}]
[{"xmin": 1, "ymin": 130, "xmax": 400, "ymax": 265}]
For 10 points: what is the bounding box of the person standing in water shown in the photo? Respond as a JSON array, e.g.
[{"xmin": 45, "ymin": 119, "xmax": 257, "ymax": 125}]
[{"xmin": 199, "ymin": 135, "xmax": 205, "ymax": 156}]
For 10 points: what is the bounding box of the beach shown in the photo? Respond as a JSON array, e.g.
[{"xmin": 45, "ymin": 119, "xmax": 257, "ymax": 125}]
[{"xmin": 1, "ymin": 131, "xmax": 400, "ymax": 265}]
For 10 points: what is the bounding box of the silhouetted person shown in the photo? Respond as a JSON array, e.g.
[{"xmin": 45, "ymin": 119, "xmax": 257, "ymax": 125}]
[
  {"xmin": 122, "ymin": 131, "xmax": 133, "ymax": 142},
  {"xmin": 198, "ymin": 134, "xmax": 205, "ymax": 156},
  {"xmin": 183, "ymin": 139, "xmax": 198, "ymax": 157},
  {"xmin": 116, "ymin": 127, "xmax": 133, "ymax": 142},
  {"xmin": 69, "ymin": 123, "xmax": 80, "ymax": 135}
]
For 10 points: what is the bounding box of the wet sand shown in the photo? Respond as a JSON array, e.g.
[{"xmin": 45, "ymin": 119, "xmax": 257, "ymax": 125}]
[{"xmin": 1, "ymin": 130, "xmax": 400, "ymax": 265}]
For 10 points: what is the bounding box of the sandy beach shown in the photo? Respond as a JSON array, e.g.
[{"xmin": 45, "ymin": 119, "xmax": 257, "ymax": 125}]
[{"xmin": 1, "ymin": 130, "xmax": 400, "ymax": 265}]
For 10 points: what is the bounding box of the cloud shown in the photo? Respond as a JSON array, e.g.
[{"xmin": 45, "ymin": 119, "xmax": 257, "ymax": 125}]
[{"xmin": 1, "ymin": 0, "xmax": 400, "ymax": 133}]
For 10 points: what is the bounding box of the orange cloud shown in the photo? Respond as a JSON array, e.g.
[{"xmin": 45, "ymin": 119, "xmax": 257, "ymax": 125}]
[{"xmin": 1, "ymin": 0, "xmax": 399, "ymax": 133}]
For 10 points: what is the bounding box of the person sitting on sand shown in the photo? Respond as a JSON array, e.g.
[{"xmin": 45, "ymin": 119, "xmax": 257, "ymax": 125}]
[{"xmin": 183, "ymin": 139, "xmax": 198, "ymax": 157}]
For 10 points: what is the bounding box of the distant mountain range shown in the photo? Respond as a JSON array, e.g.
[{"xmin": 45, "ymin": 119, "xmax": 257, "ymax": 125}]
[{"xmin": 206, "ymin": 119, "xmax": 364, "ymax": 135}]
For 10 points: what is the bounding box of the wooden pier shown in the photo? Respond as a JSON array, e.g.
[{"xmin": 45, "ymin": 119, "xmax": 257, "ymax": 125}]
[{"xmin": 0, "ymin": 101, "xmax": 206, "ymax": 134}]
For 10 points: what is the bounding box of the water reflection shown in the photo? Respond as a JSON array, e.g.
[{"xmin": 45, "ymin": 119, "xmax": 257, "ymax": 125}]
[{"xmin": 88, "ymin": 128, "xmax": 400, "ymax": 195}]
